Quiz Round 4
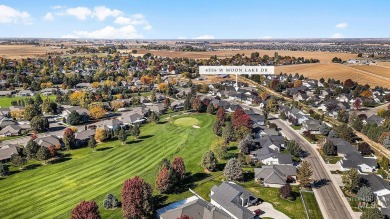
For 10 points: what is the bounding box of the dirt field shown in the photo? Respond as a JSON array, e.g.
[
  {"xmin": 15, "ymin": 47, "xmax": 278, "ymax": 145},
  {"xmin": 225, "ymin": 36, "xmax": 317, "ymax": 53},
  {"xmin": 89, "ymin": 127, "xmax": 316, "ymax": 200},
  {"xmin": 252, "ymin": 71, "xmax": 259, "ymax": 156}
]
[
  {"xmin": 132, "ymin": 49, "xmax": 356, "ymax": 63},
  {"xmin": 276, "ymin": 63, "xmax": 390, "ymax": 88},
  {"xmin": 348, "ymin": 65, "xmax": 390, "ymax": 79},
  {"xmin": 0, "ymin": 45, "xmax": 68, "ymax": 59},
  {"xmin": 377, "ymin": 61, "xmax": 390, "ymax": 68}
]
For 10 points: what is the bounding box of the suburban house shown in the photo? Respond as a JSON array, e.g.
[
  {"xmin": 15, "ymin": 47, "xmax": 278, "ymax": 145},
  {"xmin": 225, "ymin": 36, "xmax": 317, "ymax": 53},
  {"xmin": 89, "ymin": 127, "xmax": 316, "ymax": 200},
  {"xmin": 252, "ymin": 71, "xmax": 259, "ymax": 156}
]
[
  {"xmin": 34, "ymin": 135, "xmax": 62, "ymax": 149},
  {"xmin": 0, "ymin": 144, "xmax": 20, "ymax": 162},
  {"xmin": 252, "ymin": 135, "xmax": 285, "ymax": 152},
  {"xmin": 75, "ymin": 129, "xmax": 96, "ymax": 147},
  {"xmin": 254, "ymin": 165, "xmax": 297, "ymax": 187},
  {"xmin": 156, "ymin": 196, "xmax": 231, "ymax": 219},
  {"xmin": 0, "ymin": 124, "xmax": 29, "ymax": 137},
  {"xmin": 339, "ymin": 151, "xmax": 377, "ymax": 173},
  {"xmin": 250, "ymin": 147, "xmax": 293, "ymax": 165},
  {"xmin": 0, "ymin": 90, "xmax": 15, "ymax": 97},
  {"xmin": 61, "ymin": 106, "xmax": 90, "ymax": 124},
  {"xmin": 364, "ymin": 115, "xmax": 385, "ymax": 126},
  {"xmin": 210, "ymin": 182, "xmax": 259, "ymax": 219},
  {"xmin": 326, "ymin": 138, "xmax": 356, "ymax": 155},
  {"xmin": 103, "ymin": 119, "xmax": 123, "ymax": 131},
  {"xmin": 17, "ymin": 89, "xmax": 34, "ymax": 96},
  {"xmin": 302, "ymin": 119, "xmax": 321, "ymax": 133},
  {"xmin": 120, "ymin": 112, "xmax": 145, "ymax": 125},
  {"xmin": 361, "ymin": 174, "xmax": 390, "ymax": 209}
]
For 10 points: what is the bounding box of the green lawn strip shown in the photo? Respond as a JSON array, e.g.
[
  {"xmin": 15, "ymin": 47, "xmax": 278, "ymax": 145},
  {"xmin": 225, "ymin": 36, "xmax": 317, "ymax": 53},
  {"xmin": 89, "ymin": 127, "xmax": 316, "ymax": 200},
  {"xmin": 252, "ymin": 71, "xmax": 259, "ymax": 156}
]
[
  {"xmin": 301, "ymin": 191, "xmax": 324, "ymax": 219},
  {"xmin": 0, "ymin": 114, "xmax": 216, "ymax": 219},
  {"xmin": 290, "ymin": 125, "xmax": 302, "ymax": 130}
]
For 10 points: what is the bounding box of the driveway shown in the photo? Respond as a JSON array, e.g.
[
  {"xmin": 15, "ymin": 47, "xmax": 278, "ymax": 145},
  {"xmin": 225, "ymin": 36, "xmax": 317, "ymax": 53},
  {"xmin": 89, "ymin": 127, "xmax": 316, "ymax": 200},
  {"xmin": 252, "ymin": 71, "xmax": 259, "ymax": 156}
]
[{"xmin": 248, "ymin": 202, "xmax": 290, "ymax": 219}]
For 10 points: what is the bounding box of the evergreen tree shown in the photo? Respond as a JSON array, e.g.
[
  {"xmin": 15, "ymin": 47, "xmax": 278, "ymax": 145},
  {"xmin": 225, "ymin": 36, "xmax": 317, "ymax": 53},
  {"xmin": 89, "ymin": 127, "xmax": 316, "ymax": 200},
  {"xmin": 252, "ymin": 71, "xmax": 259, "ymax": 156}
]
[
  {"xmin": 24, "ymin": 139, "xmax": 40, "ymax": 159},
  {"xmin": 10, "ymin": 154, "xmax": 26, "ymax": 168},
  {"xmin": 328, "ymin": 130, "xmax": 339, "ymax": 138},
  {"xmin": 0, "ymin": 163, "xmax": 9, "ymax": 176},
  {"xmin": 206, "ymin": 103, "xmax": 215, "ymax": 114},
  {"xmin": 213, "ymin": 120, "xmax": 223, "ymax": 136},
  {"xmin": 201, "ymin": 150, "xmax": 217, "ymax": 172},
  {"xmin": 118, "ymin": 128, "xmax": 128, "ymax": 144},
  {"xmin": 223, "ymin": 158, "xmax": 243, "ymax": 181},
  {"xmin": 356, "ymin": 186, "xmax": 374, "ymax": 202},
  {"xmin": 360, "ymin": 208, "xmax": 384, "ymax": 219},
  {"xmin": 88, "ymin": 137, "xmax": 97, "ymax": 151},
  {"xmin": 68, "ymin": 110, "xmax": 81, "ymax": 125},
  {"xmin": 30, "ymin": 116, "xmax": 49, "ymax": 132},
  {"xmin": 384, "ymin": 136, "xmax": 390, "ymax": 149},
  {"xmin": 323, "ymin": 140, "xmax": 337, "ymax": 156},
  {"xmin": 222, "ymin": 123, "xmax": 234, "ymax": 144},
  {"xmin": 36, "ymin": 146, "xmax": 50, "ymax": 164},
  {"xmin": 103, "ymin": 194, "xmax": 119, "ymax": 209},
  {"xmin": 319, "ymin": 123, "xmax": 330, "ymax": 136},
  {"xmin": 286, "ymin": 140, "xmax": 302, "ymax": 158},
  {"xmin": 131, "ymin": 125, "xmax": 140, "ymax": 139}
]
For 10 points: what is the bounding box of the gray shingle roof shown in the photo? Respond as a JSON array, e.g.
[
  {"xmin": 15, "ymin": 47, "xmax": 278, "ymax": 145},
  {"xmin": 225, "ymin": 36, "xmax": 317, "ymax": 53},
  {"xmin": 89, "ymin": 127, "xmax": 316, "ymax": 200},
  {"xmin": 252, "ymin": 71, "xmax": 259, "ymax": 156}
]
[
  {"xmin": 210, "ymin": 182, "xmax": 257, "ymax": 219},
  {"xmin": 255, "ymin": 165, "xmax": 297, "ymax": 185}
]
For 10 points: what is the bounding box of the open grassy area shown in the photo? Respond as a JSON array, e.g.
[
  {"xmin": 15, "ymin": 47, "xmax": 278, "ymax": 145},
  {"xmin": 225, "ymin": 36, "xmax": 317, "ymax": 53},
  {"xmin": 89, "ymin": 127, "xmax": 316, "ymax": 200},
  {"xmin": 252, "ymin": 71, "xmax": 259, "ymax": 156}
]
[
  {"xmin": 0, "ymin": 113, "xmax": 220, "ymax": 219},
  {"xmin": 301, "ymin": 191, "xmax": 324, "ymax": 219},
  {"xmin": 0, "ymin": 95, "xmax": 56, "ymax": 108},
  {"xmin": 173, "ymin": 117, "xmax": 200, "ymax": 127}
]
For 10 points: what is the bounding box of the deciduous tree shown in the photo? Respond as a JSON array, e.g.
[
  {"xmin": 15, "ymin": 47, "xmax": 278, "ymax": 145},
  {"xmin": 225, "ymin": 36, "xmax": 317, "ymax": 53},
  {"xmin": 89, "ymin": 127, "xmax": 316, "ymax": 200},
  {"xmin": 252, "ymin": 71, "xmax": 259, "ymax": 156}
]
[
  {"xmin": 118, "ymin": 128, "xmax": 128, "ymax": 144},
  {"xmin": 122, "ymin": 177, "xmax": 153, "ymax": 218},
  {"xmin": 171, "ymin": 157, "xmax": 186, "ymax": 180},
  {"xmin": 279, "ymin": 184, "xmax": 292, "ymax": 199},
  {"xmin": 319, "ymin": 122, "xmax": 330, "ymax": 136},
  {"xmin": 155, "ymin": 166, "xmax": 175, "ymax": 193},
  {"xmin": 30, "ymin": 115, "xmax": 49, "ymax": 132},
  {"xmin": 94, "ymin": 128, "xmax": 106, "ymax": 143},
  {"xmin": 89, "ymin": 106, "xmax": 106, "ymax": 120},
  {"xmin": 360, "ymin": 208, "xmax": 384, "ymax": 219},
  {"xmin": 71, "ymin": 200, "xmax": 101, "ymax": 219},
  {"xmin": 88, "ymin": 137, "xmax": 97, "ymax": 150},
  {"xmin": 297, "ymin": 161, "xmax": 313, "ymax": 188},
  {"xmin": 342, "ymin": 168, "xmax": 360, "ymax": 194}
]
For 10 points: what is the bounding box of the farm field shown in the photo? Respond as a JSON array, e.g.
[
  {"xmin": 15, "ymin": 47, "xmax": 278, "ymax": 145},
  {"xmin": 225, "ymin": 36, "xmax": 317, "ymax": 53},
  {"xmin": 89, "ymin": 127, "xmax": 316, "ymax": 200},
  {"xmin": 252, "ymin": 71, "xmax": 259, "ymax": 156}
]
[
  {"xmin": 126, "ymin": 49, "xmax": 357, "ymax": 62},
  {"xmin": 0, "ymin": 95, "xmax": 56, "ymax": 108},
  {"xmin": 377, "ymin": 61, "xmax": 390, "ymax": 68},
  {"xmin": 0, "ymin": 114, "xmax": 220, "ymax": 218},
  {"xmin": 0, "ymin": 45, "xmax": 69, "ymax": 59},
  {"xmin": 348, "ymin": 64, "xmax": 390, "ymax": 79},
  {"xmin": 275, "ymin": 63, "xmax": 390, "ymax": 88}
]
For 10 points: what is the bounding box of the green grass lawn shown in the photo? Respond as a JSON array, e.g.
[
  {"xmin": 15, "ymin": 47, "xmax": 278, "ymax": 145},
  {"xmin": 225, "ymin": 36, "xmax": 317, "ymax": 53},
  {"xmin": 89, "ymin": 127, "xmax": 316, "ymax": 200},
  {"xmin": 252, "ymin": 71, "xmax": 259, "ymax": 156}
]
[
  {"xmin": 0, "ymin": 95, "xmax": 56, "ymax": 108},
  {"xmin": 173, "ymin": 117, "xmax": 200, "ymax": 127},
  {"xmin": 301, "ymin": 191, "xmax": 324, "ymax": 219},
  {"xmin": 0, "ymin": 113, "xmax": 220, "ymax": 219},
  {"xmin": 291, "ymin": 125, "xmax": 302, "ymax": 130},
  {"xmin": 244, "ymin": 183, "xmax": 307, "ymax": 219}
]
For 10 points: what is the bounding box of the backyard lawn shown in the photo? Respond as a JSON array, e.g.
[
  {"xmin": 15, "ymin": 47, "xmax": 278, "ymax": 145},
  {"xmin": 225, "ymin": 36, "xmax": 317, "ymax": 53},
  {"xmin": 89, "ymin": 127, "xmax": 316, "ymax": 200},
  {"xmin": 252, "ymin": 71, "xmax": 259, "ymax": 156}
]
[{"xmin": 0, "ymin": 114, "xmax": 220, "ymax": 219}]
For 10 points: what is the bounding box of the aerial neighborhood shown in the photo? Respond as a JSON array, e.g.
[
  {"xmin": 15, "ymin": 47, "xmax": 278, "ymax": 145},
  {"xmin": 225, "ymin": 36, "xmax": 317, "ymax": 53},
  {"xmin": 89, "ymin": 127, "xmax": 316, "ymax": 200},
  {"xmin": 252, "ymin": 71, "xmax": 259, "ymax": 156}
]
[{"xmin": 0, "ymin": 42, "xmax": 389, "ymax": 219}]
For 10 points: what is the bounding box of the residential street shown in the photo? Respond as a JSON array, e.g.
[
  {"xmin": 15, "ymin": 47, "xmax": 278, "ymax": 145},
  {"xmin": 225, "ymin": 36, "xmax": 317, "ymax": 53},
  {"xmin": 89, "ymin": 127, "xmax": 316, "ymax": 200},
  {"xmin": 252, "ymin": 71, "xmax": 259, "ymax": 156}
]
[{"xmin": 272, "ymin": 117, "xmax": 355, "ymax": 219}]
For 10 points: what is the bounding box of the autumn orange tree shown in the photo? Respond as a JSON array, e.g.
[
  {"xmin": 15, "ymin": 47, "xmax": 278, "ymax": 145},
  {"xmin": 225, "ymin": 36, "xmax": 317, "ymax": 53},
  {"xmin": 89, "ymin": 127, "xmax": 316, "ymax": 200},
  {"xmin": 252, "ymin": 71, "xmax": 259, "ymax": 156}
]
[
  {"xmin": 360, "ymin": 90, "xmax": 373, "ymax": 98},
  {"xmin": 157, "ymin": 83, "xmax": 167, "ymax": 92},
  {"xmin": 293, "ymin": 80, "xmax": 302, "ymax": 88},
  {"xmin": 140, "ymin": 75, "xmax": 153, "ymax": 85},
  {"xmin": 70, "ymin": 91, "xmax": 86, "ymax": 106},
  {"xmin": 94, "ymin": 128, "xmax": 106, "ymax": 143},
  {"xmin": 89, "ymin": 106, "xmax": 106, "ymax": 120}
]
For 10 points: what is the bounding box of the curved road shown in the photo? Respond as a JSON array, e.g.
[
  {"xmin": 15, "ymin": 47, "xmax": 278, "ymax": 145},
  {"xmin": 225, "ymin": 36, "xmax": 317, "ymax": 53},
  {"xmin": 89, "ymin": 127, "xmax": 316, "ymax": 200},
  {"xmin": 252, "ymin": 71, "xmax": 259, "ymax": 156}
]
[{"xmin": 272, "ymin": 118, "xmax": 354, "ymax": 219}]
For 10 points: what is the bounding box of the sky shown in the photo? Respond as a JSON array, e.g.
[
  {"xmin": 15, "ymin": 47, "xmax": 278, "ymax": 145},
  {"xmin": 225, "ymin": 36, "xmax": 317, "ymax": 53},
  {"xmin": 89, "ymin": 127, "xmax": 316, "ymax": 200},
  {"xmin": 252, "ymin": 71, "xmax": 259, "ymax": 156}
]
[{"xmin": 0, "ymin": 0, "xmax": 389, "ymax": 39}]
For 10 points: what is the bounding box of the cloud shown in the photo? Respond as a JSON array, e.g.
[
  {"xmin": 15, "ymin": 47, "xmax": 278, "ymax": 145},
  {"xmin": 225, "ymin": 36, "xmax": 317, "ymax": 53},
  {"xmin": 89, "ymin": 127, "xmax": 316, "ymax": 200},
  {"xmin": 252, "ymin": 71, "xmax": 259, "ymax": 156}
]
[
  {"xmin": 43, "ymin": 12, "xmax": 54, "ymax": 21},
  {"xmin": 114, "ymin": 15, "xmax": 148, "ymax": 25},
  {"xmin": 0, "ymin": 5, "xmax": 32, "ymax": 24},
  {"xmin": 65, "ymin": 7, "xmax": 92, "ymax": 20},
  {"xmin": 331, "ymin": 33, "xmax": 344, "ymax": 38},
  {"xmin": 66, "ymin": 25, "xmax": 142, "ymax": 39},
  {"xmin": 335, "ymin": 22, "xmax": 348, "ymax": 29},
  {"xmin": 143, "ymin": 25, "xmax": 152, "ymax": 31},
  {"xmin": 260, "ymin": 36, "xmax": 272, "ymax": 39},
  {"xmin": 52, "ymin": 5, "xmax": 65, "ymax": 10},
  {"xmin": 92, "ymin": 6, "xmax": 122, "ymax": 21},
  {"xmin": 193, "ymin": 35, "xmax": 215, "ymax": 39}
]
